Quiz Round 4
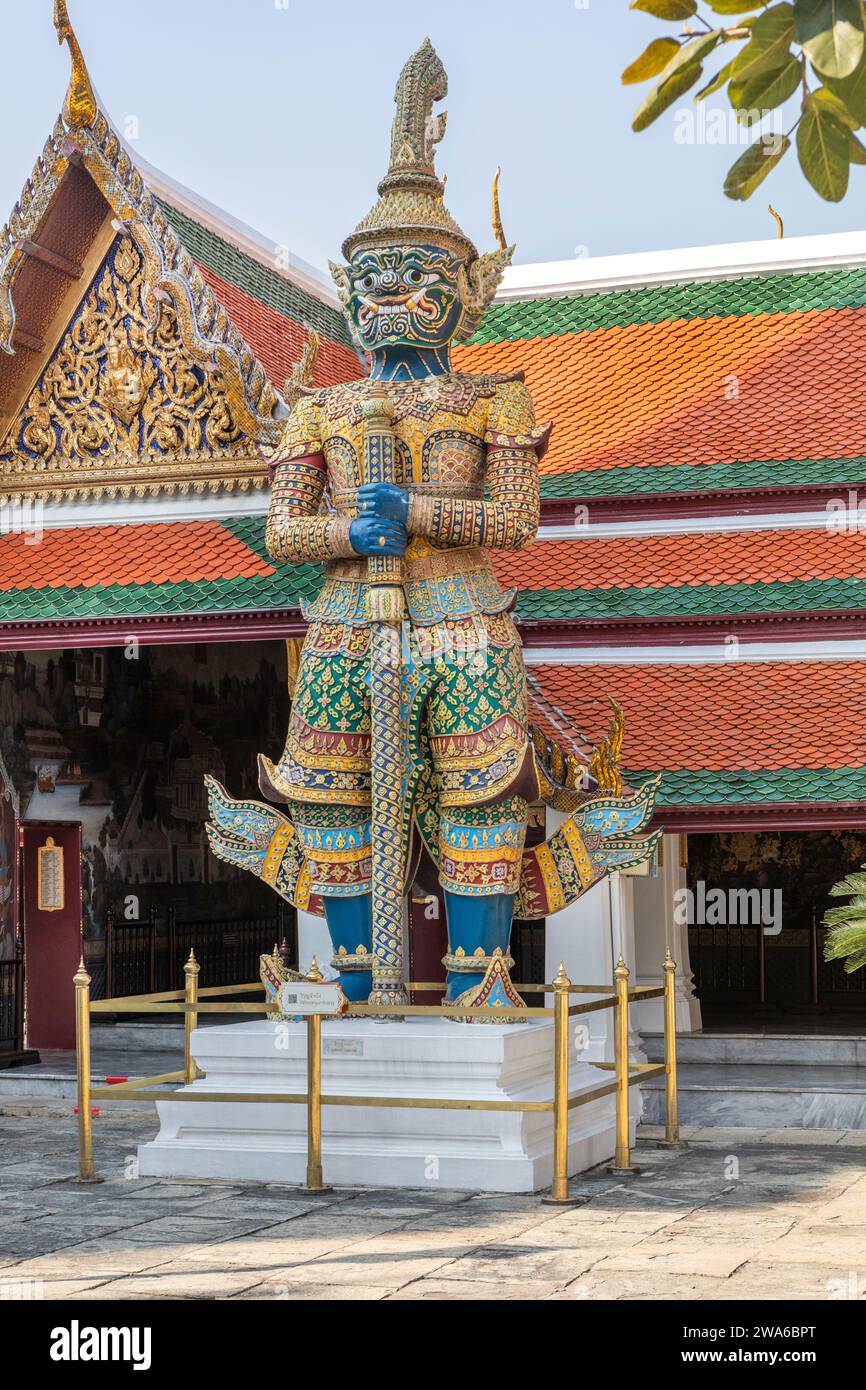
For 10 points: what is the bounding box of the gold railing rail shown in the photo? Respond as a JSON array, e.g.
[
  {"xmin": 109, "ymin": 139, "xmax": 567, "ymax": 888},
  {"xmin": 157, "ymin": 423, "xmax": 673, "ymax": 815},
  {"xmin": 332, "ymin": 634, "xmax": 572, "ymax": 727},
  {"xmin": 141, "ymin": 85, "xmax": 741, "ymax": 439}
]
[{"xmin": 73, "ymin": 948, "xmax": 684, "ymax": 1201}]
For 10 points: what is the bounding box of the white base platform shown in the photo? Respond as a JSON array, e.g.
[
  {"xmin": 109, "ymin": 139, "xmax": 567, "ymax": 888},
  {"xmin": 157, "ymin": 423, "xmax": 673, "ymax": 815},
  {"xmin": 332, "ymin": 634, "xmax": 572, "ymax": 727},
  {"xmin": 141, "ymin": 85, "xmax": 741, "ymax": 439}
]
[{"xmin": 137, "ymin": 1019, "xmax": 631, "ymax": 1193}]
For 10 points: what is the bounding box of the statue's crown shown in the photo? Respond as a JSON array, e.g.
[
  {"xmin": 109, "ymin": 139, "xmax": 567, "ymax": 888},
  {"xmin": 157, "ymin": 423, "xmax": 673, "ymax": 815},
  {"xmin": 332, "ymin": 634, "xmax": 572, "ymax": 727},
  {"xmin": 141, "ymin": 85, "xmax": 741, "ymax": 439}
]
[{"xmin": 342, "ymin": 38, "xmax": 477, "ymax": 262}]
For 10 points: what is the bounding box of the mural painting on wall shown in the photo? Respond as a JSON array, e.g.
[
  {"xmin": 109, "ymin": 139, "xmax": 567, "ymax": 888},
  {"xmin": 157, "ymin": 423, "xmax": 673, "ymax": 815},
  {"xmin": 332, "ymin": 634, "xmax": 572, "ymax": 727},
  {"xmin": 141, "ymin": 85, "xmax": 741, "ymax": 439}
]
[
  {"xmin": 689, "ymin": 830, "xmax": 866, "ymax": 932},
  {"xmin": 0, "ymin": 642, "xmax": 289, "ymax": 941}
]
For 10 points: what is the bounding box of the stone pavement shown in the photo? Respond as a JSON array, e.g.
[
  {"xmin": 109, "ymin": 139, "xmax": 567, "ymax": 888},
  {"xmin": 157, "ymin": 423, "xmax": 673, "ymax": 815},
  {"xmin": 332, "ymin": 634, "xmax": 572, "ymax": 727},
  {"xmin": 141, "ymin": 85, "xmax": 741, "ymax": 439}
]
[{"xmin": 1, "ymin": 1108, "xmax": 865, "ymax": 1300}]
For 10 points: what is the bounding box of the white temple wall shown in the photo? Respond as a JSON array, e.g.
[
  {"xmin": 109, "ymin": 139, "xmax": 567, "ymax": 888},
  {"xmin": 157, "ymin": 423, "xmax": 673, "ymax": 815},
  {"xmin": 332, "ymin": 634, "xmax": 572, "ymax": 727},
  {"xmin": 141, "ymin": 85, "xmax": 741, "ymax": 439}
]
[
  {"xmin": 631, "ymin": 833, "xmax": 701, "ymax": 1033},
  {"xmin": 544, "ymin": 807, "xmax": 646, "ymax": 1068}
]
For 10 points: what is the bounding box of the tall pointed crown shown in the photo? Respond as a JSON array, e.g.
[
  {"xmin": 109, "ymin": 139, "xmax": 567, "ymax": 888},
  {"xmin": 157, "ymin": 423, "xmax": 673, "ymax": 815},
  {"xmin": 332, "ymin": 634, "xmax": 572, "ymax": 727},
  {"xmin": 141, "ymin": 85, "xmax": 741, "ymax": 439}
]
[{"xmin": 342, "ymin": 39, "xmax": 477, "ymax": 262}]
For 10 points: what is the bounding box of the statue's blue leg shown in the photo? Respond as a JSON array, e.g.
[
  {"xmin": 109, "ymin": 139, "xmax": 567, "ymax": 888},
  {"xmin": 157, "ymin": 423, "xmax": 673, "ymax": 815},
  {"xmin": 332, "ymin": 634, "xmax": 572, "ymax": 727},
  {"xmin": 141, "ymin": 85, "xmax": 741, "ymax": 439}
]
[
  {"xmin": 443, "ymin": 890, "xmax": 515, "ymax": 1002},
  {"xmin": 322, "ymin": 893, "xmax": 373, "ymax": 1001}
]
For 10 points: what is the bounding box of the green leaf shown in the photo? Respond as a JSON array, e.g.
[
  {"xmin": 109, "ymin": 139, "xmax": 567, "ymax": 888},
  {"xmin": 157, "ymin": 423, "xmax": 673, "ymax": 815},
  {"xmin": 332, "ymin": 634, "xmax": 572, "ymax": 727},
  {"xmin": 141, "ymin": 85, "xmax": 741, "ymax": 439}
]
[
  {"xmin": 622, "ymin": 38, "xmax": 682, "ymax": 84},
  {"xmin": 730, "ymin": 53, "xmax": 803, "ymax": 113},
  {"xmin": 811, "ymin": 83, "xmax": 861, "ymax": 125},
  {"xmin": 824, "ymin": 55, "xmax": 866, "ymax": 123},
  {"xmin": 731, "ymin": 3, "xmax": 796, "ymax": 82},
  {"xmin": 794, "ymin": 0, "xmax": 864, "ymax": 80},
  {"xmin": 696, "ymin": 58, "xmax": 737, "ymax": 99},
  {"xmin": 705, "ymin": 0, "xmax": 765, "ymax": 10},
  {"xmin": 828, "ymin": 870, "xmax": 866, "ymax": 894},
  {"xmin": 633, "ymin": 61, "xmax": 705, "ymax": 130},
  {"xmin": 724, "ymin": 132, "xmax": 791, "ymax": 197},
  {"xmin": 657, "ymin": 30, "xmax": 725, "ymax": 81},
  {"xmin": 797, "ymin": 98, "xmax": 851, "ymax": 197},
  {"xmin": 849, "ymin": 129, "xmax": 866, "ymax": 158},
  {"xmin": 630, "ymin": 0, "xmax": 697, "ymax": 17}
]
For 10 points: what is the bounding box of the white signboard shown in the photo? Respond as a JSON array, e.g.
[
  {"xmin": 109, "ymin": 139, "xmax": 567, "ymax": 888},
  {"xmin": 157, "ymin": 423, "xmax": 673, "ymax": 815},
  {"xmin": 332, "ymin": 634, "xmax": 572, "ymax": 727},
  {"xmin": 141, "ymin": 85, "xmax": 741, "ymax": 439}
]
[{"xmin": 278, "ymin": 981, "xmax": 346, "ymax": 1016}]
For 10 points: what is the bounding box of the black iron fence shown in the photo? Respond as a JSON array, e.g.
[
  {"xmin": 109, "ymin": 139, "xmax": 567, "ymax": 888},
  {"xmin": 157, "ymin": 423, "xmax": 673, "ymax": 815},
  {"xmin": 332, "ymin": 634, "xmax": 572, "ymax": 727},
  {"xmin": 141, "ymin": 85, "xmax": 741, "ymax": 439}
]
[
  {"xmin": 689, "ymin": 904, "xmax": 866, "ymax": 1007},
  {"xmin": 105, "ymin": 907, "xmax": 158, "ymax": 999},
  {"xmin": 167, "ymin": 908, "xmax": 296, "ymax": 990},
  {"xmin": 102, "ymin": 905, "xmax": 296, "ymax": 997},
  {"xmin": 0, "ymin": 953, "xmax": 25, "ymax": 1054}
]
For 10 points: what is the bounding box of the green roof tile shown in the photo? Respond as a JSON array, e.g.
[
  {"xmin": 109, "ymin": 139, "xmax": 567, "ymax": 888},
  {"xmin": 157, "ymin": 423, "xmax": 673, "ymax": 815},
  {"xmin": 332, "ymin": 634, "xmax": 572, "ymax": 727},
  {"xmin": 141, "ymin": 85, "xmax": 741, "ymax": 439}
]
[
  {"xmin": 540, "ymin": 456, "xmax": 866, "ymax": 500},
  {"xmin": 157, "ymin": 199, "xmax": 352, "ymax": 349},
  {"xmin": 629, "ymin": 767, "xmax": 866, "ymax": 807},
  {"xmin": 514, "ymin": 577, "xmax": 866, "ymax": 622},
  {"xmin": 472, "ymin": 267, "xmax": 866, "ymax": 345}
]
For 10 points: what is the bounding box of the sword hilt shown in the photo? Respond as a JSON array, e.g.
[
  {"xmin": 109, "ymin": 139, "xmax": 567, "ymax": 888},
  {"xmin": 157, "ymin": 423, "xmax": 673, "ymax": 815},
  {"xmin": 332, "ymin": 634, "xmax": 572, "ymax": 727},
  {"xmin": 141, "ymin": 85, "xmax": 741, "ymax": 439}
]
[{"xmin": 361, "ymin": 389, "xmax": 404, "ymax": 625}]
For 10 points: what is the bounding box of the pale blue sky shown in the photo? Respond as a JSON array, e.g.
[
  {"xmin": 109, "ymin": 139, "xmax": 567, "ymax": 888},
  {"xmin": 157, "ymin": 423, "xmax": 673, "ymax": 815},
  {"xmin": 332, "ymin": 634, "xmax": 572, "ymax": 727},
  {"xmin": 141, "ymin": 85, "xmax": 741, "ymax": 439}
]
[{"xmin": 2, "ymin": 0, "xmax": 864, "ymax": 271}]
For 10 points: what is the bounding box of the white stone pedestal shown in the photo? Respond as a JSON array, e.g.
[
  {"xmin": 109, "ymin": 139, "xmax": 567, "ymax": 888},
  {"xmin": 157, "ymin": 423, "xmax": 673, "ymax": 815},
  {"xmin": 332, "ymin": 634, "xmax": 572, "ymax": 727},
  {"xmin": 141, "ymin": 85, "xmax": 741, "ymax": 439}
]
[{"xmin": 137, "ymin": 1018, "xmax": 628, "ymax": 1193}]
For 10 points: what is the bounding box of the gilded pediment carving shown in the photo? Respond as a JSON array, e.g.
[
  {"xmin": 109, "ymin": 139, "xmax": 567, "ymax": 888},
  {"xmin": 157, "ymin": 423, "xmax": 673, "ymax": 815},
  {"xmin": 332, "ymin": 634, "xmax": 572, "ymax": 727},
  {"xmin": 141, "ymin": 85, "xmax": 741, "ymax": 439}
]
[{"xmin": 0, "ymin": 236, "xmax": 267, "ymax": 501}]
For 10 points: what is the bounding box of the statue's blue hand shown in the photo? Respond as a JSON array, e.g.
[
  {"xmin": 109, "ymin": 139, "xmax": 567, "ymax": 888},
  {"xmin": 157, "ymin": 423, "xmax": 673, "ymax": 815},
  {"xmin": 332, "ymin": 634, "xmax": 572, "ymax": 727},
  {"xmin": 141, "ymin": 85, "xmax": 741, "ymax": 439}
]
[
  {"xmin": 349, "ymin": 516, "xmax": 407, "ymax": 556},
  {"xmin": 357, "ymin": 482, "xmax": 410, "ymax": 524}
]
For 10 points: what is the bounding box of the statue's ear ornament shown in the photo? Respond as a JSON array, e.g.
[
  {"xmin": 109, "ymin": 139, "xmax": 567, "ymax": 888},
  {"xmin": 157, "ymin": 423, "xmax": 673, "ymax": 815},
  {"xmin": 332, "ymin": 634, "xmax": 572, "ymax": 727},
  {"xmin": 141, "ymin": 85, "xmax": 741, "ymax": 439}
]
[
  {"xmin": 328, "ymin": 260, "xmax": 351, "ymax": 306},
  {"xmin": 283, "ymin": 329, "xmax": 320, "ymax": 410}
]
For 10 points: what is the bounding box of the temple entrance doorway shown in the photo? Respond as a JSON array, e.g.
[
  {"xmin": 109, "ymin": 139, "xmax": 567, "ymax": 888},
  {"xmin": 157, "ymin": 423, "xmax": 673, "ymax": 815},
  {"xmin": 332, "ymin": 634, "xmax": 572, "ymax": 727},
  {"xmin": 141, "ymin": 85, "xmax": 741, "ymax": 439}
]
[{"xmin": 686, "ymin": 829, "xmax": 866, "ymax": 1032}]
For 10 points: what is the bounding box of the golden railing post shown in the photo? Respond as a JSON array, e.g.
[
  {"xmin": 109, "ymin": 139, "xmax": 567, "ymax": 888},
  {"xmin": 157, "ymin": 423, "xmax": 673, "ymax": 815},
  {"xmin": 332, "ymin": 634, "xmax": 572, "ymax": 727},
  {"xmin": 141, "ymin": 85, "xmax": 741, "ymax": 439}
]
[
  {"xmin": 303, "ymin": 957, "xmax": 332, "ymax": 1194},
  {"xmin": 542, "ymin": 962, "xmax": 580, "ymax": 1205},
  {"xmin": 662, "ymin": 949, "xmax": 687, "ymax": 1148},
  {"xmin": 184, "ymin": 949, "xmax": 200, "ymax": 1085},
  {"xmin": 609, "ymin": 954, "xmax": 639, "ymax": 1175},
  {"xmin": 73, "ymin": 958, "xmax": 101, "ymax": 1182}
]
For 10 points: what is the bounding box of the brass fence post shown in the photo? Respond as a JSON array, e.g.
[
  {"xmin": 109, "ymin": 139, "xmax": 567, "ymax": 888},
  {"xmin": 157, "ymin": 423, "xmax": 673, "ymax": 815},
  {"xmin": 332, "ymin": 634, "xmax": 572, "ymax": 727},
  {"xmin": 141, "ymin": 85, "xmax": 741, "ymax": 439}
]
[
  {"xmin": 303, "ymin": 957, "xmax": 332, "ymax": 1194},
  {"xmin": 73, "ymin": 959, "xmax": 101, "ymax": 1182},
  {"xmin": 662, "ymin": 949, "xmax": 687, "ymax": 1148},
  {"xmin": 609, "ymin": 954, "xmax": 639, "ymax": 1175},
  {"xmin": 542, "ymin": 962, "xmax": 580, "ymax": 1205},
  {"xmin": 184, "ymin": 949, "xmax": 199, "ymax": 1085}
]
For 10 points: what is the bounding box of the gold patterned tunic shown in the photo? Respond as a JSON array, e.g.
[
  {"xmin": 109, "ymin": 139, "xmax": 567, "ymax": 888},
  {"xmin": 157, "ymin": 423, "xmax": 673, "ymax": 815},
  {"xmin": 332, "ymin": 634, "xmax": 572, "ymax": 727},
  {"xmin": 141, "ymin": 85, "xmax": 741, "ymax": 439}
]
[{"xmin": 261, "ymin": 370, "xmax": 549, "ymax": 899}]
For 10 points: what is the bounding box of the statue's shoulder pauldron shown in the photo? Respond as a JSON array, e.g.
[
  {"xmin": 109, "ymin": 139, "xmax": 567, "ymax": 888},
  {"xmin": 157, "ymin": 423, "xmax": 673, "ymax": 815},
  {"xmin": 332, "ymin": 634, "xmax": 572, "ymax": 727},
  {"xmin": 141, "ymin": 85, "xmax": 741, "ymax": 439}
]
[
  {"xmin": 314, "ymin": 380, "xmax": 368, "ymax": 426},
  {"xmin": 270, "ymin": 392, "xmax": 323, "ymax": 468}
]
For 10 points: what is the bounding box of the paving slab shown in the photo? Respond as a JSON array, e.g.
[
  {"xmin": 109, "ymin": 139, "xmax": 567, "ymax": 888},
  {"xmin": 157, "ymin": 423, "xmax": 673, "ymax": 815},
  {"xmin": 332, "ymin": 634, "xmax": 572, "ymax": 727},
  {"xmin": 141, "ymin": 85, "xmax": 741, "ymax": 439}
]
[{"xmin": 2, "ymin": 1106, "xmax": 866, "ymax": 1299}]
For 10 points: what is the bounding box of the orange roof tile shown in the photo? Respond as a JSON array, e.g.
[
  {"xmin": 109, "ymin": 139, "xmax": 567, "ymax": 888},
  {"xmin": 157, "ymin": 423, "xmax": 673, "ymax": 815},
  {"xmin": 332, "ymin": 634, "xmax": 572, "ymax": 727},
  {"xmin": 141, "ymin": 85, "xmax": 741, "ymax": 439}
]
[
  {"xmin": 197, "ymin": 264, "xmax": 360, "ymax": 390},
  {"xmin": 0, "ymin": 521, "xmax": 274, "ymax": 593},
  {"xmin": 528, "ymin": 662, "xmax": 866, "ymax": 774},
  {"xmin": 494, "ymin": 528, "xmax": 866, "ymax": 593},
  {"xmin": 455, "ymin": 308, "xmax": 866, "ymax": 482}
]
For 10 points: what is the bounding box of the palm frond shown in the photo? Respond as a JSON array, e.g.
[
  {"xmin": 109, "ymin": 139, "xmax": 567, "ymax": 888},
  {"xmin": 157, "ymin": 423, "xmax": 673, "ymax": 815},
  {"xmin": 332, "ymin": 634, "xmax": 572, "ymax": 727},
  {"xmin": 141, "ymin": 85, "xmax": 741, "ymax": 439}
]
[{"xmin": 823, "ymin": 862, "xmax": 866, "ymax": 974}]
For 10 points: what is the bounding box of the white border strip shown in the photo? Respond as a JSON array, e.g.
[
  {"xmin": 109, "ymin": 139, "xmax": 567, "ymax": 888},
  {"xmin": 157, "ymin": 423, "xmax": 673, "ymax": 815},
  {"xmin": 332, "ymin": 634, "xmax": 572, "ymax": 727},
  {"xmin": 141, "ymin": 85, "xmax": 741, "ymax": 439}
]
[
  {"xmin": 524, "ymin": 640, "xmax": 866, "ymax": 665},
  {"xmin": 3, "ymin": 492, "xmax": 270, "ymax": 531},
  {"xmin": 500, "ymin": 229, "xmax": 866, "ymax": 302},
  {"xmin": 538, "ymin": 511, "xmax": 838, "ymax": 541}
]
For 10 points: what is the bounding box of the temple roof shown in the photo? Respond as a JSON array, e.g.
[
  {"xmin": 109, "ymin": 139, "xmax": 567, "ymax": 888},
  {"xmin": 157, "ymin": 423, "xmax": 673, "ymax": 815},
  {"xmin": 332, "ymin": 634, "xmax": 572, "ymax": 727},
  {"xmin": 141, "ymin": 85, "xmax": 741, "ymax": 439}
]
[
  {"xmin": 454, "ymin": 259, "xmax": 866, "ymax": 508},
  {"xmin": 494, "ymin": 527, "xmax": 866, "ymax": 624},
  {"xmin": 0, "ymin": 516, "xmax": 319, "ymax": 625},
  {"xmin": 527, "ymin": 661, "xmax": 866, "ymax": 826}
]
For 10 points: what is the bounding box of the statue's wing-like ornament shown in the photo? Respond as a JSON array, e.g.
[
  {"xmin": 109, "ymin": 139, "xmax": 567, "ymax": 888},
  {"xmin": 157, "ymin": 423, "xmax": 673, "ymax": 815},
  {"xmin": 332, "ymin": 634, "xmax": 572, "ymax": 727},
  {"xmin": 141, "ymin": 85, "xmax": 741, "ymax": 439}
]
[
  {"xmin": 204, "ymin": 775, "xmax": 322, "ymax": 916},
  {"xmin": 514, "ymin": 777, "xmax": 662, "ymax": 920},
  {"xmin": 205, "ymin": 764, "xmax": 661, "ymax": 926}
]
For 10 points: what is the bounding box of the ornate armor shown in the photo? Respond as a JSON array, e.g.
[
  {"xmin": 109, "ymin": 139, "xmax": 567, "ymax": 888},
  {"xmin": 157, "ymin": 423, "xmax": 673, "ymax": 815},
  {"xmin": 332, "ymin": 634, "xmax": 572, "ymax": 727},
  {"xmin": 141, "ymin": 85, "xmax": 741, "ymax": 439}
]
[{"xmin": 205, "ymin": 40, "xmax": 661, "ymax": 1014}]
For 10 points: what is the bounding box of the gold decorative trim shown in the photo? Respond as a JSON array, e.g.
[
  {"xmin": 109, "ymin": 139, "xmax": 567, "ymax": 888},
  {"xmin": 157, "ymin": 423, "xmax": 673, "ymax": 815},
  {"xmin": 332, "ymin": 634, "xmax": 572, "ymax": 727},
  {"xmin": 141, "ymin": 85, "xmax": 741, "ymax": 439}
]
[
  {"xmin": 590, "ymin": 698, "xmax": 625, "ymax": 797},
  {"xmin": 0, "ymin": 231, "xmax": 275, "ymax": 504},
  {"xmin": 0, "ymin": 24, "xmax": 285, "ymax": 503},
  {"xmin": 37, "ymin": 836, "xmax": 65, "ymax": 912},
  {"xmin": 54, "ymin": 1, "xmax": 98, "ymax": 130},
  {"xmin": 0, "ymin": 118, "xmax": 69, "ymax": 357}
]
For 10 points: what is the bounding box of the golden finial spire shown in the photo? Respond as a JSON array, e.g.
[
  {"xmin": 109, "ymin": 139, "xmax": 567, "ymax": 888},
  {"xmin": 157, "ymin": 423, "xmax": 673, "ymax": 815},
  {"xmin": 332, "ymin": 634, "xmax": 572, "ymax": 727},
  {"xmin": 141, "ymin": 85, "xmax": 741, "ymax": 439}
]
[
  {"xmin": 590, "ymin": 697, "xmax": 625, "ymax": 796},
  {"xmin": 492, "ymin": 167, "xmax": 508, "ymax": 252},
  {"xmin": 54, "ymin": 0, "xmax": 98, "ymax": 129},
  {"xmin": 768, "ymin": 204, "xmax": 784, "ymax": 238}
]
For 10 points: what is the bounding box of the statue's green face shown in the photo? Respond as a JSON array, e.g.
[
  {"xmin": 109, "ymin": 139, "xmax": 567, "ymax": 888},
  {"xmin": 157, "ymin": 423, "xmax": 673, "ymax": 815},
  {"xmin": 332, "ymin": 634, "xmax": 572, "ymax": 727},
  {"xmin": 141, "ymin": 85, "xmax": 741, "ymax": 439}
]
[{"xmin": 342, "ymin": 244, "xmax": 464, "ymax": 352}]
